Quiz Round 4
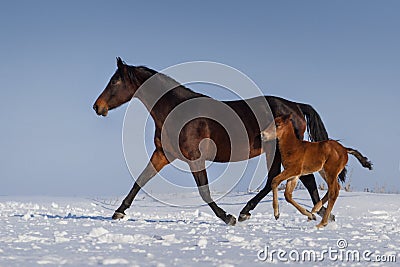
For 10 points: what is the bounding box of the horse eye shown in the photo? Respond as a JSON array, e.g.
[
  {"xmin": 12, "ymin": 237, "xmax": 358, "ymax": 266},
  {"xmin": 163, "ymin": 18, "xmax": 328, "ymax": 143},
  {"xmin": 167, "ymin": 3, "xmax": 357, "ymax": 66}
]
[{"xmin": 111, "ymin": 80, "xmax": 117, "ymax": 85}]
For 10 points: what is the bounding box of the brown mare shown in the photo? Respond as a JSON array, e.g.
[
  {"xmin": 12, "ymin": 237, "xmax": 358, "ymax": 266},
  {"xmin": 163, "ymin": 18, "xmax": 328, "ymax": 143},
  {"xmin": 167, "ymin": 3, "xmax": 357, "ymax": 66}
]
[
  {"xmin": 261, "ymin": 115, "xmax": 372, "ymax": 227},
  {"xmin": 93, "ymin": 58, "xmax": 334, "ymax": 225}
]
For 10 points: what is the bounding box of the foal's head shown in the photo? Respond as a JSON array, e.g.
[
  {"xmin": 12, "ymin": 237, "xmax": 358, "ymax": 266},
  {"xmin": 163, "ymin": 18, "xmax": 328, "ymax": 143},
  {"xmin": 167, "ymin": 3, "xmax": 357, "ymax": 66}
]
[
  {"xmin": 261, "ymin": 114, "xmax": 293, "ymax": 142},
  {"xmin": 93, "ymin": 57, "xmax": 153, "ymax": 116}
]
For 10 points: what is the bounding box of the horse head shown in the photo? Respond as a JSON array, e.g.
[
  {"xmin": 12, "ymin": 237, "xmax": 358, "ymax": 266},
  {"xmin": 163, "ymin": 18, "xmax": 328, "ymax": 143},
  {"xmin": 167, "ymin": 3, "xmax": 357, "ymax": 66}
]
[
  {"xmin": 261, "ymin": 114, "xmax": 292, "ymax": 141},
  {"xmin": 93, "ymin": 57, "xmax": 138, "ymax": 116}
]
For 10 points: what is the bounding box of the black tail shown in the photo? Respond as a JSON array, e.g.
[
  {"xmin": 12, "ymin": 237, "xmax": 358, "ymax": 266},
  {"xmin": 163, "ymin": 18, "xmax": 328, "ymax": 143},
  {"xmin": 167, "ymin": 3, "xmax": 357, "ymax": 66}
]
[
  {"xmin": 297, "ymin": 103, "xmax": 328, "ymax": 142},
  {"xmin": 298, "ymin": 103, "xmax": 348, "ymax": 182},
  {"xmin": 346, "ymin": 148, "xmax": 373, "ymax": 170}
]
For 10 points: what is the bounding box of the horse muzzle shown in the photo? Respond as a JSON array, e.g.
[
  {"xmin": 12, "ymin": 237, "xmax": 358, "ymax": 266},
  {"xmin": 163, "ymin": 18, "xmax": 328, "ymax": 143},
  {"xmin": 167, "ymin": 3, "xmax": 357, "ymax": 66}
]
[
  {"xmin": 93, "ymin": 102, "xmax": 109, "ymax": 117},
  {"xmin": 261, "ymin": 131, "xmax": 275, "ymax": 142}
]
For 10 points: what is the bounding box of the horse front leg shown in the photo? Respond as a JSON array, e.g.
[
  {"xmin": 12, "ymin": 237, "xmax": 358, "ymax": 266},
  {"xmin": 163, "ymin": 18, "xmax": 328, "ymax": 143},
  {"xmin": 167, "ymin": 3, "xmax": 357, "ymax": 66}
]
[
  {"xmin": 271, "ymin": 170, "xmax": 296, "ymax": 220},
  {"xmin": 112, "ymin": 149, "xmax": 170, "ymax": 219},
  {"xmin": 285, "ymin": 178, "xmax": 316, "ymax": 221},
  {"xmin": 190, "ymin": 161, "xmax": 236, "ymax": 226},
  {"xmin": 238, "ymin": 144, "xmax": 281, "ymax": 222}
]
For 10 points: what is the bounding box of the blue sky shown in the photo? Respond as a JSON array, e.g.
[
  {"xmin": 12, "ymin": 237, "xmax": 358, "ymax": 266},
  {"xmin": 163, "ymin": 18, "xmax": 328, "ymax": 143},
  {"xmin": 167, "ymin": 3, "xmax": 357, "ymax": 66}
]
[{"xmin": 0, "ymin": 1, "xmax": 399, "ymax": 196}]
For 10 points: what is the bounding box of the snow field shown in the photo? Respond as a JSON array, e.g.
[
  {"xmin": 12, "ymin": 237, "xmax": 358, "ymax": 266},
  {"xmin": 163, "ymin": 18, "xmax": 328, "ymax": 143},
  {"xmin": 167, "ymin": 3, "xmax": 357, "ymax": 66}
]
[{"xmin": 0, "ymin": 191, "xmax": 399, "ymax": 266}]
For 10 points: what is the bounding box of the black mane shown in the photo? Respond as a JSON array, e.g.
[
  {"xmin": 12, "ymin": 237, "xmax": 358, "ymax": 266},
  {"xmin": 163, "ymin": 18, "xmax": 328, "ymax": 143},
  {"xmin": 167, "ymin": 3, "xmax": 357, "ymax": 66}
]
[{"xmin": 126, "ymin": 65, "xmax": 204, "ymax": 99}]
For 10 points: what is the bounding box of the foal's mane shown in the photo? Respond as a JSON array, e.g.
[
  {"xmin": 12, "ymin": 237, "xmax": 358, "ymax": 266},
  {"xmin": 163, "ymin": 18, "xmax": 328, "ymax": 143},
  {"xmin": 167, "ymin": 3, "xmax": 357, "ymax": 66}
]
[{"xmin": 124, "ymin": 64, "xmax": 205, "ymax": 99}]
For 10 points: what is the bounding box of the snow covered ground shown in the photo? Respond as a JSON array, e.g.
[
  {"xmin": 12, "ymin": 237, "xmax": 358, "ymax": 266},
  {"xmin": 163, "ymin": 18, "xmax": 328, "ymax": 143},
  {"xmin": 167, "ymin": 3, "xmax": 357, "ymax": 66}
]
[{"xmin": 0, "ymin": 190, "xmax": 399, "ymax": 266}]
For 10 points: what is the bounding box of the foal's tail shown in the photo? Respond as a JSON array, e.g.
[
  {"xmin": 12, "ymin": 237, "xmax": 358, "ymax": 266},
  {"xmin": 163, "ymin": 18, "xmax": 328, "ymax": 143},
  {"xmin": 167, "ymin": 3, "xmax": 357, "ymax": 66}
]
[
  {"xmin": 298, "ymin": 103, "xmax": 347, "ymax": 182},
  {"xmin": 346, "ymin": 148, "xmax": 373, "ymax": 170}
]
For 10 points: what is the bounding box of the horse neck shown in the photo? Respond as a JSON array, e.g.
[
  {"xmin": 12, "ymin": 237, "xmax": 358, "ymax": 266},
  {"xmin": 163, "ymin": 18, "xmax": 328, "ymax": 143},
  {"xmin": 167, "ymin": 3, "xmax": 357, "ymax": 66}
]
[
  {"xmin": 277, "ymin": 124, "xmax": 303, "ymax": 154},
  {"xmin": 135, "ymin": 84, "xmax": 204, "ymax": 128}
]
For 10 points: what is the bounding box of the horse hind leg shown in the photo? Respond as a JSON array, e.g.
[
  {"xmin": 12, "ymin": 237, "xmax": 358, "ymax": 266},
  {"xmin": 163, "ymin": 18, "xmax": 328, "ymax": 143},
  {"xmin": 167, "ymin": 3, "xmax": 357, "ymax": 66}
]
[
  {"xmin": 311, "ymin": 191, "xmax": 328, "ymax": 214},
  {"xmin": 190, "ymin": 161, "xmax": 236, "ymax": 226},
  {"xmin": 311, "ymin": 170, "xmax": 329, "ymax": 214},
  {"xmin": 299, "ymin": 173, "xmax": 335, "ymax": 222},
  {"xmin": 285, "ymin": 177, "xmax": 316, "ymax": 221},
  {"xmin": 317, "ymin": 176, "xmax": 340, "ymax": 228}
]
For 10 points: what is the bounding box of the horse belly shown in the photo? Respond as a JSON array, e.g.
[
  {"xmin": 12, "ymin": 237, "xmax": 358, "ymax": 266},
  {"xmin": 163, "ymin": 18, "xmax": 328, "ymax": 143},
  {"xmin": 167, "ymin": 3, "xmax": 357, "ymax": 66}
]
[
  {"xmin": 210, "ymin": 131, "xmax": 263, "ymax": 162},
  {"xmin": 302, "ymin": 157, "xmax": 325, "ymax": 174}
]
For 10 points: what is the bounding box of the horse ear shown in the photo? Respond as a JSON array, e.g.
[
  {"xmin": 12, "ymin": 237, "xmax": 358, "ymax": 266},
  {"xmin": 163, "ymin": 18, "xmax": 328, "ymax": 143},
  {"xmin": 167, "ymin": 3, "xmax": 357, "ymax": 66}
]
[
  {"xmin": 281, "ymin": 114, "xmax": 292, "ymax": 122},
  {"xmin": 275, "ymin": 116, "xmax": 284, "ymax": 126},
  {"xmin": 116, "ymin": 57, "xmax": 125, "ymax": 69}
]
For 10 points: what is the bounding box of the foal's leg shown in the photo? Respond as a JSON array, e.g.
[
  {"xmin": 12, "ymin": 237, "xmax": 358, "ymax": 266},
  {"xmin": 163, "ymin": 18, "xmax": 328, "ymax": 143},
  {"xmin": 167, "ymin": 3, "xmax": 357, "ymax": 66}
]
[
  {"xmin": 311, "ymin": 192, "xmax": 329, "ymax": 214},
  {"xmin": 284, "ymin": 177, "xmax": 316, "ymax": 221},
  {"xmin": 190, "ymin": 161, "xmax": 236, "ymax": 226},
  {"xmin": 317, "ymin": 179, "xmax": 340, "ymax": 228},
  {"xmin": 239, "ymin": 145, "xmax": 332, "ymax": 222},
  {"xmin": 271, "ymin": 170, "xmax": 297, "ymax": 220},
  {"xmin": 238, "ymin": 145, "xmax": 281, "ymax": 222},
  {"xmin": 310, "ymin": 170, "xmax": 335, "ymax": 220},
  {"xmin": 112, "ymin": 150, "xmax": 170, "ymax": 219},
  {"xmin": 299, "ymin": 174, "xmax": 335, "ymax": 221}
]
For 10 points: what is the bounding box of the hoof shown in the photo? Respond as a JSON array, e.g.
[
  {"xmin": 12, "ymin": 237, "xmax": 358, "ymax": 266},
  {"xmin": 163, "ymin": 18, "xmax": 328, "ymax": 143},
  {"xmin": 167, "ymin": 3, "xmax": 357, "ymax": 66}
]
[
  {"xmin": 238, "ymin": 213, "xmax": 251, "ymax": 222},
  {"xmin": 307, "ymin": 214, "xmax": 317, "ymax": 221},
  {"xmin": 316, "ymin": 222, "xmax": 327, "ymax": 228},
  {"xmin": 317, "ymin": 209, "xmax": 335, "ymax": 222},
  {"xmin": 274, "ymin": 213, "xmax": 280, "ymax": 220},
  {"xmin": 112, "ymin": 211, "xmax": 125, "ymax": 220},
  {"xmin": 225, "ymin": 214, "xmax": 237, "ymax": 226}
]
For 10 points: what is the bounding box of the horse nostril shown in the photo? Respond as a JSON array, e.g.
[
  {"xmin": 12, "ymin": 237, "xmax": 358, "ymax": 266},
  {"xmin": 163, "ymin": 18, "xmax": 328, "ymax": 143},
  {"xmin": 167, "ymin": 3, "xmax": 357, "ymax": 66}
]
[{"xmin": 93, "ymin": 104, "xmax": 98, "ymax": 112}]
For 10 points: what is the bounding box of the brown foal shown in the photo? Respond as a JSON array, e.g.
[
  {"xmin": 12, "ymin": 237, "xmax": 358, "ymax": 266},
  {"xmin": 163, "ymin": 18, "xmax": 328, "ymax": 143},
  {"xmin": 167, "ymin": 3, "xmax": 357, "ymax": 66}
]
[{"xmin": 261, "ymin": 115, "xmax": 372, "ymax": 228}]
